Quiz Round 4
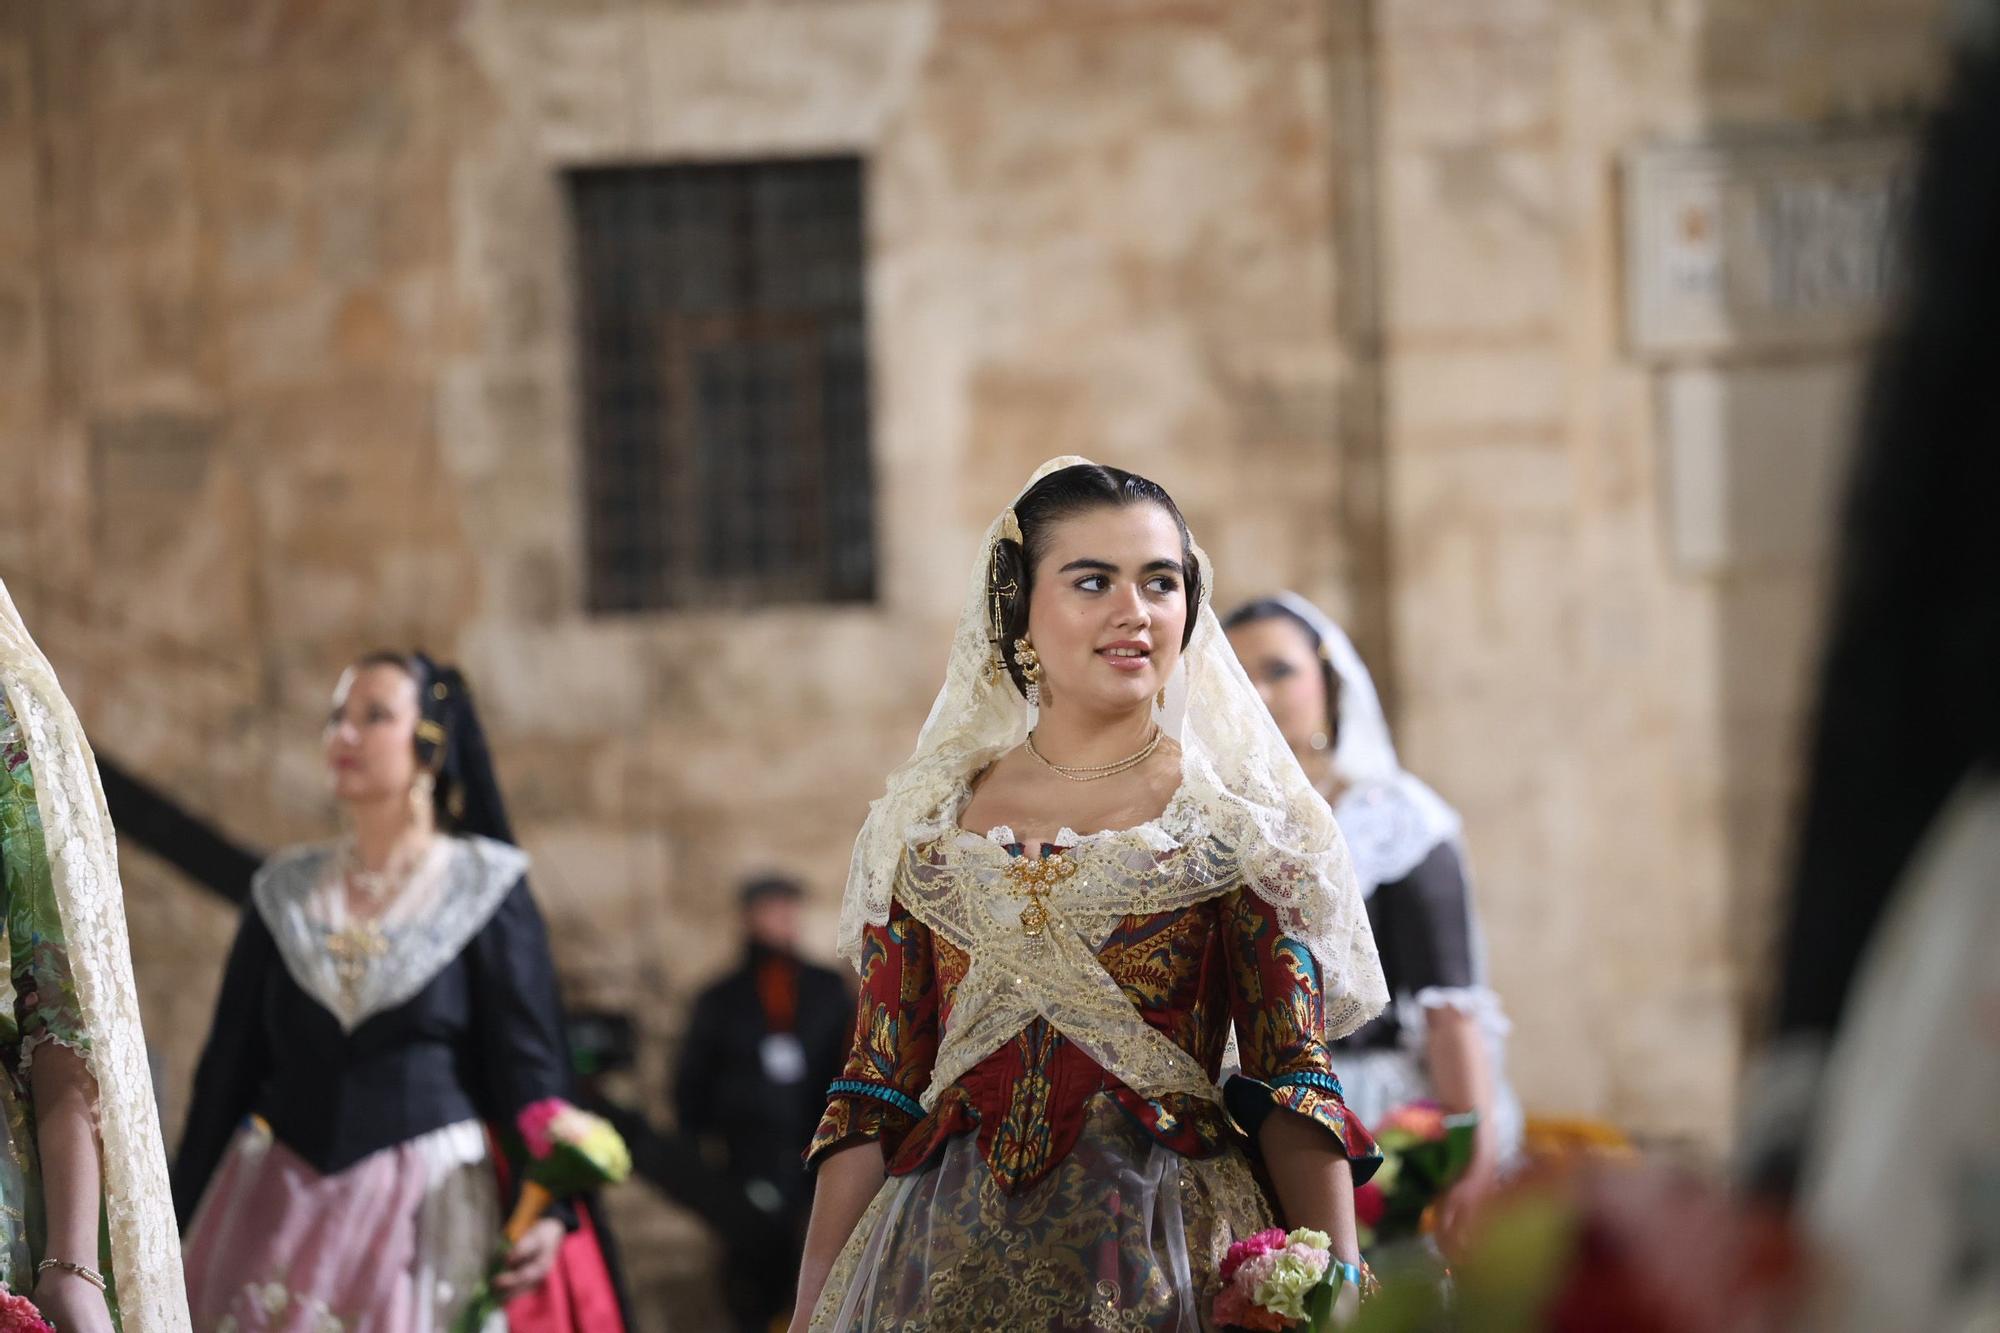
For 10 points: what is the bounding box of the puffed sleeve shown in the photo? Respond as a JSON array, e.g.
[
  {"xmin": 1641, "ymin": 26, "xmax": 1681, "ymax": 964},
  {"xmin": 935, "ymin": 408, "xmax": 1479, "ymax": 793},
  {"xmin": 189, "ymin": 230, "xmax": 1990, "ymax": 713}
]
[
  {"xmin": 1221, "ymin": 887, "xmax": 1381, "ymax": 1184},
  {"xmin": 0, "ymin": 688, "xmax": 90, "ymax": 1073},
  {"xmin": 804, "ymin": 897, "xmax": 937, "ymax": 1168}
]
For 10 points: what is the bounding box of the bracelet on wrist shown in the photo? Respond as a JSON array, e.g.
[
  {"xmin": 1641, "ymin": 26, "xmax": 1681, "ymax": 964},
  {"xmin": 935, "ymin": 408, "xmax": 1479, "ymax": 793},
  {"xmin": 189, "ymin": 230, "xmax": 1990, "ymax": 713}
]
[
  {"xmin": 36, "ymin": 1258, "xmax": 106, "ymax": 1292},
  {"xmin": 1329, "ymin": 1259, "xmax": 1380, "ymax": 1302}
]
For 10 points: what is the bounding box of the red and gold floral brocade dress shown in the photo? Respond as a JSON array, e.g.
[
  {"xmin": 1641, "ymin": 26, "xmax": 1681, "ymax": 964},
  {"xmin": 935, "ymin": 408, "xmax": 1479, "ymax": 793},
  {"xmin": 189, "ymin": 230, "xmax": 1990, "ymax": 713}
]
[{"xmin": 805, "ymin": 803, "xmax": 1381, "ymax": 1333}]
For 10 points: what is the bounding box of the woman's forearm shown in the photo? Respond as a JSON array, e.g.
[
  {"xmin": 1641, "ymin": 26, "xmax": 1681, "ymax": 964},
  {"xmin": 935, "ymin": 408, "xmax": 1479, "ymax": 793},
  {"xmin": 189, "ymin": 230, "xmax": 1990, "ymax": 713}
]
[
  {"xmin": 1425, "ymin": 1005, "xmax": 1497, "ymax": 1165},
  {"xmin": 789, "ymin": 1140, "xmax": 886, "ymax": 1331},
  {"xmin": 30, "ymin": 1043, "xmax": 102, "ymax": 1269},
  {"xmin": 1257, "ymin": 1108, "xmax": 1360, "ymax": 1264}
]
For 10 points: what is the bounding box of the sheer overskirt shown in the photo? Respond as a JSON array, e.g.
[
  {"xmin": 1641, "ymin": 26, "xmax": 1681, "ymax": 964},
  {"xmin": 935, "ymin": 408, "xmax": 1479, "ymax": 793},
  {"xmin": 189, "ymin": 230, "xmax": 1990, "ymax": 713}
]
[{"xmin": 813, "ymin": 1096, "xmax": 1272, "ymax": 1333}]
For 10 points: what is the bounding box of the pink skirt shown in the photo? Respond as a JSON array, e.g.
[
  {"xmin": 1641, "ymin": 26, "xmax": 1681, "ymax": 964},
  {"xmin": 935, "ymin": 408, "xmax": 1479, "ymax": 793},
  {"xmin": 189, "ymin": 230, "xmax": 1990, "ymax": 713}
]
[{"xmin": 182, "ymin": 1119, "xmax": 503, "ymax": 1333}]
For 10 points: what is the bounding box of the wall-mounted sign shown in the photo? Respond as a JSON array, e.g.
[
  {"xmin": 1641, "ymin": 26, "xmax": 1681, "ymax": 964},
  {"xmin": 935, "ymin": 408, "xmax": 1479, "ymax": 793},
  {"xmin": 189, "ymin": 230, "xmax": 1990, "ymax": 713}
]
[{"xmin": 1624, "ymin": 134, "xmax": 1912, "ymax": 357}]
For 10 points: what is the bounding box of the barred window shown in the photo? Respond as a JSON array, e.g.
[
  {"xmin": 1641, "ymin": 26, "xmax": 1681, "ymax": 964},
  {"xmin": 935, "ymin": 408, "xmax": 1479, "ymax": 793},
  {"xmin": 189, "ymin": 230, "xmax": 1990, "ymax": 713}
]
[{"xmin": 569, "ymin": 158, "xmax": 875, "ymax": 613}]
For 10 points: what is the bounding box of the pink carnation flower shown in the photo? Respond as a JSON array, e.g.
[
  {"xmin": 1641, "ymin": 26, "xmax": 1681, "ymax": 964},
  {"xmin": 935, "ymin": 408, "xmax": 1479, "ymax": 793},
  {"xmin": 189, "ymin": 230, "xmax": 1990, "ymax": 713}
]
[
  {"xmin": 1213, "ymin": 1283, "xmax": 1254, "ymax": 1326},
  {"xmin": 516, "ymin": 1097, "xmax": 567, "ymax": 1159},
  {"xmin": 1235, "ymin": 1251, "xmax": 1282, "ymax": 1291},
  {"xmin": 1214, "ymin": 1280, "xmax": 1290, "ymax": 1332},
  {"xmin": 1219, "ymin": 1227, "xmax": 1288, "ymax": 1283},
  {"xmin": 1283, "ymin": 1239, "xmax": 1331, "ymax": 1274},
  {"xmin": 0, "ymin": 1284, "xmax": 54, "ymax": 1333}
]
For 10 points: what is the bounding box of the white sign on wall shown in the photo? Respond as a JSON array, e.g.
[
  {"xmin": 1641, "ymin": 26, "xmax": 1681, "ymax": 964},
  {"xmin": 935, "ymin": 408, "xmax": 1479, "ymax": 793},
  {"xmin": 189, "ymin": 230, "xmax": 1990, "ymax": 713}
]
[{"xmin": 1624, "ymin": 134, "xmax": 1913, "ymax": 357}]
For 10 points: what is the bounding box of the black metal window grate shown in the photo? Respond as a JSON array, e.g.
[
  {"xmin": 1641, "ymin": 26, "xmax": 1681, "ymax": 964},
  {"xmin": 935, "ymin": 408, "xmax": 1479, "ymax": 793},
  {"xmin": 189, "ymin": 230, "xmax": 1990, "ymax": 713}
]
[{"xmin": 569, "ymin": 158, "xmax": 875, "ymax": 613}]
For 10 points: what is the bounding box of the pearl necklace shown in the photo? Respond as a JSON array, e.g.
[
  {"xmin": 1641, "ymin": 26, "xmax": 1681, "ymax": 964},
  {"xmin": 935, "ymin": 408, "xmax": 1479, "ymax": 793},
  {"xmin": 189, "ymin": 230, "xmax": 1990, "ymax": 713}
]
[
  {"xmin": 1024, "ymin": 726, "xmax": 1163, "ymax": 782},
  {"xmin": 327, "ymin": 837, "xmax": 432, "ymax": 996},
  {"xmin": 337, "ymin": 836, "xmax": 431, "ymax": 913}
]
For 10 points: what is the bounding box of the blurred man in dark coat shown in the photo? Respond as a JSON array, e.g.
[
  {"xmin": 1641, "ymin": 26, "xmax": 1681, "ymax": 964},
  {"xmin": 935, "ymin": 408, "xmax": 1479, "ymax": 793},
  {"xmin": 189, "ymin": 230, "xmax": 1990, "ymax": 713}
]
[{"xmin": 676, "ymin": 876, "xmax": 852, "ymax": 1332}]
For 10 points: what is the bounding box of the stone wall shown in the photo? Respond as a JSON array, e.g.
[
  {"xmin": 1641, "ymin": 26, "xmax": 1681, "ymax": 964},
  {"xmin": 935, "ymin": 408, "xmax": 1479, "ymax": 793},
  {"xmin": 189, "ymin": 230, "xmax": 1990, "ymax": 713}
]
[
  {"xmin": 0, "ymin": 1, "xmax": 1366, "ymax": 1322},
  {"xmin": 0, "ymin": 0, "xmax": 1956, "ymax": 1323},
  {"xmin": 1370, "ymin": 0, "xmax": 1945, "ymax": 1148}
]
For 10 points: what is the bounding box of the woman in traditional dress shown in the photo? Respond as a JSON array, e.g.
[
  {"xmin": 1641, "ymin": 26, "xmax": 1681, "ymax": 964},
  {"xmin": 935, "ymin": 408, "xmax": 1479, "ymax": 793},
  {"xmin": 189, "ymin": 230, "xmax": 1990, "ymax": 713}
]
[
  {"xmin": 174, "ymin": 652, "xmax": 623, "ymax": 1333},
  {"xmin": 791, "ymin": 460, "xmax": 1388, "ymax": 1332},
  {"xmin": 1223, "ymin": 595, "xmax": 1520, "ymax": 1238},
  {"xmin": 0, "ymin": 582, "xmax": 191, "ymax": 1333}
]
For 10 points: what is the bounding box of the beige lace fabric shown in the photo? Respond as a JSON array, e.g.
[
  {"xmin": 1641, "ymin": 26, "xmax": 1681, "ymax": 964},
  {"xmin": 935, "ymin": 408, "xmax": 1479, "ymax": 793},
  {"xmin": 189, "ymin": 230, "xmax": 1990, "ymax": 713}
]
[
  {"xmin": 838, "ymin": 457, "xmax": 1387, "ymax": 1108},
  {"xmin": 0, "ymin": 581, "xmax": 192, "ymax": 1332},
  {"xmin": 897, "ymin": 802, "xmax": 1225, "ymax": 1109}
]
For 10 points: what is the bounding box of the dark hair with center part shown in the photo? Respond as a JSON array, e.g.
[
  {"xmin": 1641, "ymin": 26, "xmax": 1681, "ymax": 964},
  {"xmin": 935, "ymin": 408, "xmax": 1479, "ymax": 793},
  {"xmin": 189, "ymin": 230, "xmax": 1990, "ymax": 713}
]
[
  {"xmin": 988, "ymin": 464, "xmax": 1203, "ymax": 699},
  {"xmin": 1222, "ymin": 598, "xmax": 1343, "ymax": 746}
]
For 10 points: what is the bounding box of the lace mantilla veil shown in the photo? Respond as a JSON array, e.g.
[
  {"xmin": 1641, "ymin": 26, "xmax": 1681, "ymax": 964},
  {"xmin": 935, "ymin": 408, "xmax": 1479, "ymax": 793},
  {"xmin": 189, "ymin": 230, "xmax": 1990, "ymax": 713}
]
[
  {"xmin": 0, "ymin": 581, "xmax": 191, "ymax": 1332},
  {"xmin": 1268, "ymin": 591, "xmax": 1461, "ymax": 896},
  {"xmin": 838, "ymin": 458, "xmax": 1388, "ymax": 1045}
]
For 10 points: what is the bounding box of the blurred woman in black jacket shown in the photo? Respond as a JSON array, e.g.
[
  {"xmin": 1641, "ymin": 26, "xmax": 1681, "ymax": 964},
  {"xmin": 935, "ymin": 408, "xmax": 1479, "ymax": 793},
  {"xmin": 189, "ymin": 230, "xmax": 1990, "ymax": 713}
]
[{"xmin": 174, "ymin": 652, "xmax": 623, "ymax": 1333}]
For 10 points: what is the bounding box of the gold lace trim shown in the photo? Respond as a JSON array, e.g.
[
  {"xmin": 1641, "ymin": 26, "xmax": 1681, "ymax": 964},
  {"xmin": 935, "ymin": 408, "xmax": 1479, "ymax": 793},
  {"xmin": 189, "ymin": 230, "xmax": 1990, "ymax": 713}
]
[{"xmin": 894, "ymin": 830, "xmax": 1238, "ymax": 1110}]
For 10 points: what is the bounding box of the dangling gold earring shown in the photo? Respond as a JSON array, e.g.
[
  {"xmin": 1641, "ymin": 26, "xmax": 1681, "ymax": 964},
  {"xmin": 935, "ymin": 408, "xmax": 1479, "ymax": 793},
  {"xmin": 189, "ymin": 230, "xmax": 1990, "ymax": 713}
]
[
  {"xmin": 1012, "ymin": 638, "xmax": 1043, "ymax": 708},
  {"xmin": 410, "ymin": 770, "xmax": 436, "ymax": 824},
  {"xmin": 1155, "ymin": 687, "xmax": 1167, "ymax": 712},
  {"xmin": 987, "ymin": 576, "xmax": 1019, "ymax": 686}
]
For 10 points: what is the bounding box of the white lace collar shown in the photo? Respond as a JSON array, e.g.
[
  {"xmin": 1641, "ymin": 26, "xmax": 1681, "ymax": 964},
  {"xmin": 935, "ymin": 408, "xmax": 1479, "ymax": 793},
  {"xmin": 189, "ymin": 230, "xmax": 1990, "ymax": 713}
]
[
  {"xmin": 1332, "ymin": 775, "xmax": 1462, "ymax": 898},
  {"xmin": 253, "ymin": 834, "xmax": 529, "ymax": 1032}
]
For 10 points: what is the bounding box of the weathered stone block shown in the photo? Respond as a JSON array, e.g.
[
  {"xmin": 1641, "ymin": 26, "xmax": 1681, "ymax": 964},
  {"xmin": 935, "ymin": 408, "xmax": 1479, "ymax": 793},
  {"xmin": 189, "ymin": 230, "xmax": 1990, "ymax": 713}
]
[{"xmin": 89, "ymin": 412, "xmax": 220, "ymax": 565}]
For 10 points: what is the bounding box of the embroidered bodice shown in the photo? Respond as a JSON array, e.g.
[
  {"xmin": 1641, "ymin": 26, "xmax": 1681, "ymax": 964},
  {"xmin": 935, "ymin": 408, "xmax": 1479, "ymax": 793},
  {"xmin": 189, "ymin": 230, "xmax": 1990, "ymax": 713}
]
[{"xmin": 811, "ymin": 816, "xmax": 1378, "ymax": 1194}]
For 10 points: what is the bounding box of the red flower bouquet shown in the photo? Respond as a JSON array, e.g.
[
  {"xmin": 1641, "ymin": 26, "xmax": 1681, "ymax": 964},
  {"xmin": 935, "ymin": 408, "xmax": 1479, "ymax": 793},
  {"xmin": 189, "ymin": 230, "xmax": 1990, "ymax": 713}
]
[{"xmin": 1359, "ymin": 1100, "xmax": 1479, "ymax": 1250}]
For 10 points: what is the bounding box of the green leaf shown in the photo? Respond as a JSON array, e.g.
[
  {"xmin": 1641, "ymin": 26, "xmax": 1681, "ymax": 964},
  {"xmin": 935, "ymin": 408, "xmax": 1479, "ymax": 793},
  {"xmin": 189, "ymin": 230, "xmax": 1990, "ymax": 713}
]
[
  {"xmin": 1440, "ymin": 1113, "xmax": 1479, "ymax": 1184},
  {"xmin": 1304, "ymin": 1274, "xmax": 1338, "ymax": 1333}
]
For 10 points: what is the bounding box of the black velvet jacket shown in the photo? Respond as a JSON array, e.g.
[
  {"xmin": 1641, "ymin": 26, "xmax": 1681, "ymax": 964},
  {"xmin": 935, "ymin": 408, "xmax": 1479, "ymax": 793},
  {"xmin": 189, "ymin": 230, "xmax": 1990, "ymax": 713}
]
[
  {"xmin": 1337, "ymin": 842, "xmax": 1479, "ymax": 1052},
  {"xmin": 172, "ymin": 859, "xmax": 574, "ymax": 1226}
]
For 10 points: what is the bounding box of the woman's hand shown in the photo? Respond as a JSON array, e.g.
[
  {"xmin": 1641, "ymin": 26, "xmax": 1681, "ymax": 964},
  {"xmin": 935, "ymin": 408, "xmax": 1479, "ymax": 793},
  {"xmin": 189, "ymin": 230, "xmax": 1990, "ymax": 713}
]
[
  {"xmin": 34, "ymin": 1269, "xmax": 115, "ymax": 1333},
  {"xmin": 1332, "ymin": 1277, "xmax": 1362, "ymax": 1327},
  {"xmin": 1434, "ymin": 1154, "xmax": 1499, "ymax": 1257},
  {"xmin": 1423, "ymin": 1002, "xmax": 1502, "ymax": 1257},
  {"xmin": 492, "ymin": 1217, "xmax": 567, "ymax": 1298}
]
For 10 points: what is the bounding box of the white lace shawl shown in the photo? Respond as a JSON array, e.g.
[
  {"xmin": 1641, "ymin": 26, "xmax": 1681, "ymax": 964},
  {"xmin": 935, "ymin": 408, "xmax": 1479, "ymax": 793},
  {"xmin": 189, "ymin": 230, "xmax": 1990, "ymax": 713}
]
[
  {"xmin": 0, "ymin": 580, "xmax": 191, "ymax": 1333},
  {"xmin": 837, "ymin": 458, "xmax": 1388, "ymax": 1103},
  {"xmin": 252, "ymin": 835, "xmax": 529, "ymax": 1032}
]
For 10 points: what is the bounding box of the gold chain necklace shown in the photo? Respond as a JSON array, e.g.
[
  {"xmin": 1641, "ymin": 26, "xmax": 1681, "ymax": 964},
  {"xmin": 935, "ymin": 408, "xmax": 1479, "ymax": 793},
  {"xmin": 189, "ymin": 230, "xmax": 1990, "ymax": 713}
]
[{"xmin": 1024, "ymin": 726, "xmax": 1163, "ymax": 782}]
